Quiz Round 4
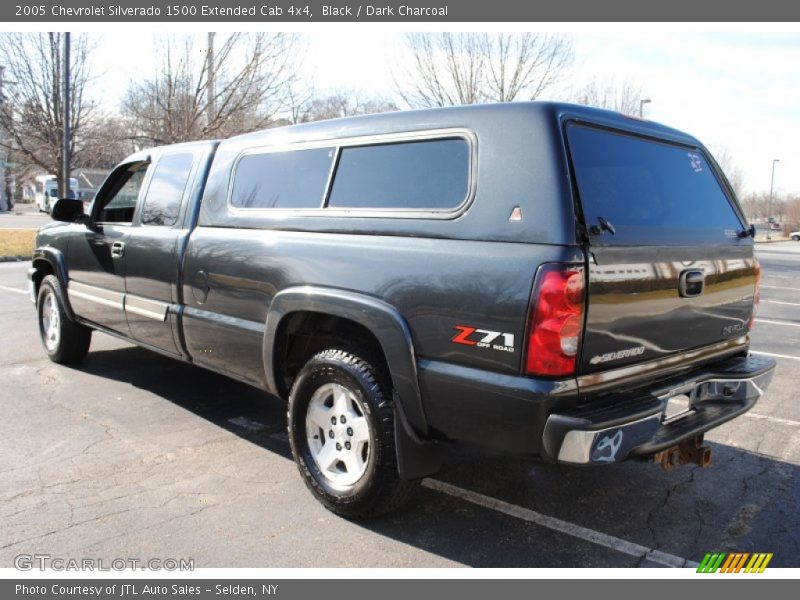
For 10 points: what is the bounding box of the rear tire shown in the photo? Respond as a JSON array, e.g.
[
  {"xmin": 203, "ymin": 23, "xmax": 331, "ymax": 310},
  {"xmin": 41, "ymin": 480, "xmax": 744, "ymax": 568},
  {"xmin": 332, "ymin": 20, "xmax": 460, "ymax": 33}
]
[
  {"xmin": 792, "ymin": 235, "xmax": 800, "ymax": 241},
  {"xmin": 37, "ymin": 275, "xmax": 92, "ymax": 364},
  {"xmin": 288, "ymin": 348, "xmax": 415, "ymax": 519}
]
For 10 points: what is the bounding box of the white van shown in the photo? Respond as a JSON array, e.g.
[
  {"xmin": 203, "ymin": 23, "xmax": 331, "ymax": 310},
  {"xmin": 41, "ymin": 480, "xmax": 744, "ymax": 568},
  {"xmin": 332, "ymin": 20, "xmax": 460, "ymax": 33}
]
[{"xmin": 34, "ymin": 175, "xmax": 78, "ymax": 213}]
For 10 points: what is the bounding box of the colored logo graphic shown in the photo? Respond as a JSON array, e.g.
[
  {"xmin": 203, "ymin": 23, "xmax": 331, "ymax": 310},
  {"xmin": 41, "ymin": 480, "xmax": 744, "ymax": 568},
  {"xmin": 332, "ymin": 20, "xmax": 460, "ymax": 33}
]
[{"xmin": 697, "ymin": 552, "xmax": 773, "ymax": 573}]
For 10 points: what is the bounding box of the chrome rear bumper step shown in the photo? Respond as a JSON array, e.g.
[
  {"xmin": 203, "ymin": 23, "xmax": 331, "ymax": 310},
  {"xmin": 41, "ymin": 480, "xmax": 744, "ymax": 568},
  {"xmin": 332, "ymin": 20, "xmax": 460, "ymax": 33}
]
[{"xmin": 542, "ymin": 354, "xmax": 776, "ymax": 465}]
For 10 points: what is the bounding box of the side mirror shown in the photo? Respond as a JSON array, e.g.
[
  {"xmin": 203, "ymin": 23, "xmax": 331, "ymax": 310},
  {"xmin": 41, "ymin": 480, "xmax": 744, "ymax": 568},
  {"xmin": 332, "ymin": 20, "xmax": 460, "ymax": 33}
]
[
  {"xmin": 738, "ymin": 224, "xmax": 757, "ymax": 239},
  {"xmin": 51, "ymin": 198, "xmax": 89, "ymax": 224}
]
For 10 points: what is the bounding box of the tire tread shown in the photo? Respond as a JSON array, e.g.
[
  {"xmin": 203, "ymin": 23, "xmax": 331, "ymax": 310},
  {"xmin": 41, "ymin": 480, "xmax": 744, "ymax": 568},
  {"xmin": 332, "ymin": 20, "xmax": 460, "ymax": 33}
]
[{"xmin": 287, "ymin": 348, "xmax": 416, "ymax": 519}]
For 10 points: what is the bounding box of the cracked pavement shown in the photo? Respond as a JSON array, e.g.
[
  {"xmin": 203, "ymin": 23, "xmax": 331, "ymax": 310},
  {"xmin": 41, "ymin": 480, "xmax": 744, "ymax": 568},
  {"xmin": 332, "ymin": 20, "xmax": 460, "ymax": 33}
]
[{"xmin": 0, "ymin": 244, "xmax": 798, "ymax": 568}]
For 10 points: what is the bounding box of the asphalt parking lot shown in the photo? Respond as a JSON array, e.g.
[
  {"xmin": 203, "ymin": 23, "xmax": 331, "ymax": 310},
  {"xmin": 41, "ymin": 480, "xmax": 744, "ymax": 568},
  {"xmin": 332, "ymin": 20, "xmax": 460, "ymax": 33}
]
[{"xmin": 1, "ymin": 242, "xmax": 798, "ymax": 568}]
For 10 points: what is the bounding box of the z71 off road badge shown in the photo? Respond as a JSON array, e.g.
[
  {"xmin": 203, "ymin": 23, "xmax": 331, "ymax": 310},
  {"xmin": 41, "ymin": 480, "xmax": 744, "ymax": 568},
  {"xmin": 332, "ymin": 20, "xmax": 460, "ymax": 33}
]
[{"xmin": 452, "ymin": 326, "xmax": 515, "ymax": 353}]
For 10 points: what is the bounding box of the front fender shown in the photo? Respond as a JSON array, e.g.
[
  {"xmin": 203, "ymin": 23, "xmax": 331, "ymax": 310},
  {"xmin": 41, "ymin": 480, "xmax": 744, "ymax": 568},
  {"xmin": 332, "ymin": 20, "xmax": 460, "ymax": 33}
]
[
  {"xmin": 31, "ymin": 247, "xmax": 75, "ymax": 320},
  {"xmin": 32, "ymin": 246, "xmax": 69, "ymax": 286}
]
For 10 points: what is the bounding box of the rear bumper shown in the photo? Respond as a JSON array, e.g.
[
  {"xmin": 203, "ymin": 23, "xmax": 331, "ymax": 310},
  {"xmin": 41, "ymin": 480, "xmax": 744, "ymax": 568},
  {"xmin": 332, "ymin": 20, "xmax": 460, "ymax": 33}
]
[{"xmin": 541, "ymin": 354, "xmax": 776, "ymax": 465}]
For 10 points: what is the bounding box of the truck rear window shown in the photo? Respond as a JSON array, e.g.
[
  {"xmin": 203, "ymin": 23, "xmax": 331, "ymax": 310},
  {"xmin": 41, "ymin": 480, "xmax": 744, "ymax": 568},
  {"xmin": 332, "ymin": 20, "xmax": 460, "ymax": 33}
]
[{"xmin": 567, "ymin": 124, "xmax": 744, "ymax": 244}]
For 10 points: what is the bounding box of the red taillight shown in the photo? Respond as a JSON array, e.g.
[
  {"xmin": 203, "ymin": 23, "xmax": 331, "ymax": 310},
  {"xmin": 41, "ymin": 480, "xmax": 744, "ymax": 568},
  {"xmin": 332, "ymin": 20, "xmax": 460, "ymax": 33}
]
[
  {"xmin": 749, "ymin": 259, "xmax": 761, "ymax": 331},
  {"xmin": 525, "ymin": 264, "xmax": 586, "ymax": 377}
]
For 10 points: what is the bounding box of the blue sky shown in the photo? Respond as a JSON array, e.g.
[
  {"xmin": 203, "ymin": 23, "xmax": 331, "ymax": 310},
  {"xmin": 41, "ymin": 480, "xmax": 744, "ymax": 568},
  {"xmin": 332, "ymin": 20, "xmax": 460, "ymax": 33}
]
[{"xmin": 89, "ymin": 30, "xmax": 800, "ymax": 196}]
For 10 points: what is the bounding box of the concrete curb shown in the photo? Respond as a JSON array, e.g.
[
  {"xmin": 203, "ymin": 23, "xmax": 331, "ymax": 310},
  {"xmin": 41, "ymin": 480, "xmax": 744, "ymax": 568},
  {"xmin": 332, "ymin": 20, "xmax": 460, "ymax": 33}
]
[
  {"xmin": 0, "ymin": 255, "xmax": 31, "ymax": 263},
  {"xmin": 755, "ymin": 238, "xmax": 792, "ymax": 244}
]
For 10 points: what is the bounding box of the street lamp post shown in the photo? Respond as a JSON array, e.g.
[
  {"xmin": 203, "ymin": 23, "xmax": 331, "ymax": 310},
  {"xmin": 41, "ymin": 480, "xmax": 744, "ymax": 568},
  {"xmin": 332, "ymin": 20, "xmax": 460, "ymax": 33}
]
[
  {"xmin": 767, "ymin": 158, "xmax": 780, "ymax": 240},
  {"xmin": 639, "ymin": 98, "xmax": 651, "ymax": 117}
]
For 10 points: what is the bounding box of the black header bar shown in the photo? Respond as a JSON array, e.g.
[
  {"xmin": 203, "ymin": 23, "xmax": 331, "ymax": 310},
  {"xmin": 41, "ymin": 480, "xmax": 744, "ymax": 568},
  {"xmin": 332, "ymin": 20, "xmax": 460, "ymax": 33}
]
[{"xmin": 4, "ymin": 0, "xmax": 800, "ymax": 22}]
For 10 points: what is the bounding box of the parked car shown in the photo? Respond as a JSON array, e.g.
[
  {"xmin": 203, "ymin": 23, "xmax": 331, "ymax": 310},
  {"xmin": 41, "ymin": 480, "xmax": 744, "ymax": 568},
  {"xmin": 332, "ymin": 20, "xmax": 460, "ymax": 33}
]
[
  {"xmin": 28, "ymin": 102, "xmax": 775, "ymax": 518},
  {"xmin": 791, "ymin": 231, "xmax": 800, "ymax": 241}
]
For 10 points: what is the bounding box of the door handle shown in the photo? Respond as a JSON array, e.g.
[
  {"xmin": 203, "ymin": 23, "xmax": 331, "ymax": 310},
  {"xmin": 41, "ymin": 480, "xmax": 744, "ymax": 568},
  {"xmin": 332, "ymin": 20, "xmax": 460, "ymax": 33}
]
[{"xmin": 111, "ymin": 241, "xmax": 125, "ymax": 258}]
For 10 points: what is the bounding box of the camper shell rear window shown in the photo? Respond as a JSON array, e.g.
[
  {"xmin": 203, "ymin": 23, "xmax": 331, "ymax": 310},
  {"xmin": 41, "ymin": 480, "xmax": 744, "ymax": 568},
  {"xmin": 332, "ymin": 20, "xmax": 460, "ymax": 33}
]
[{"xmin": 567, "ymin": 123, "xmax": 745, "ymax": 245}]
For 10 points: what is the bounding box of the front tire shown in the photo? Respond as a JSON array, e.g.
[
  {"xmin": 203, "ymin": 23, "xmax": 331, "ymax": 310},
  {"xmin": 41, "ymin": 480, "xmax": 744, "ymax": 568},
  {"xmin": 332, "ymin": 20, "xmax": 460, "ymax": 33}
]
[
  {"xmin": 37, "ymin": 275, "xmax": 92, "ymax": 364},
  {"xmin": 792, "ymin": 235, "xmax": 800, "ymax": 241},
  {"xmin": 288, "ymin": 348, "xmax": 415, "ymax": 519}
]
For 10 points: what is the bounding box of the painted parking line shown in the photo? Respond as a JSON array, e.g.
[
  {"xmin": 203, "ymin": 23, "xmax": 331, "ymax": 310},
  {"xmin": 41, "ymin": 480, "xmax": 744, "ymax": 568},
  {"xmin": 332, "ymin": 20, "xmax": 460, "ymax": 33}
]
[
  {"xmin": 751, "ymin": 350, "xmax": 800, "ymax": 362},
  {"xmin": 762, "ymin": 299, "xmax": 800, "ymax": 307},
  {"xmin": 756, "ymin": 250, "xmax": 800, "ymax": 258},
  {"xmin": 0, "ymin": 284, "xmax": 27, "ymax": 295},
  {"xmin": 755, "ymin": 318, "xmax": 800, "ymax": 328},
  {"xmin": 422, "ymin": 479, "xmax": 697, "ymax": 568},
  {"xmin": 742, "ymin": 412, "xmax": 800, "ymax": 428},
  {"xmin": 762, "ymin": 285, "xmax": 800, "ymax": 291},
  {"xmin": 668, "ymin": 392, "xmax": 800, "ymax": 427},
  {"xmin": 261, "ymin": 424, "xmax": 697, "ymax": 567}
]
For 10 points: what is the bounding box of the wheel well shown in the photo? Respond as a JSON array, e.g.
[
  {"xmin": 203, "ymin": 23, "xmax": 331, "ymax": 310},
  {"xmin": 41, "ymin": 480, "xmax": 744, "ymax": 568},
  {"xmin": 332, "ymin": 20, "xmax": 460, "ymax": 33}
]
[
  {"xmin": 274, "ymin": 311, "xmax": 389, "ymax": 399},
  {"xmin": 31, "ymin": 259, "xmax": 55, "ymax": 298}
]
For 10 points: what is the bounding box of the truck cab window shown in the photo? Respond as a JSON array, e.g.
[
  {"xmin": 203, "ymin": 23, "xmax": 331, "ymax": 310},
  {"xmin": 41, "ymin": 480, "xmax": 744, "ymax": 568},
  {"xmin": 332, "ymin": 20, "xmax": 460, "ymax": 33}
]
[
  {"xmin": 140, "ymin": 153, "xmax": 195, "ymax": 226},
  {"xmin": 96, "ymin": 165, "xmax": 148, "ymax": 224}
]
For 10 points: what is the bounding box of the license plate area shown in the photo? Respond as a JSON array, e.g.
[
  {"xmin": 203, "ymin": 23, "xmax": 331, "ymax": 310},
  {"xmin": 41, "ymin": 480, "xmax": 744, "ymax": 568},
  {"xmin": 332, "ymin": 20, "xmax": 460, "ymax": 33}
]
[
  {"xmin": 663, "ymin": 394, "xmax": 694, "ymax": 423},
  {"xmin": 659, "ymin": 382, "xmax": 698, "ymax": 423}
]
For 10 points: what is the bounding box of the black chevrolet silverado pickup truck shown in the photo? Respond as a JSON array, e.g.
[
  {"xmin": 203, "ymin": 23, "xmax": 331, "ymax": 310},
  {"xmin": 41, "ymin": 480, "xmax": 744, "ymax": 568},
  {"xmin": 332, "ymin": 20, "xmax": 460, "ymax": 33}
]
[{"xmin": 29, "ymin": 102, "xmax": 775, "ymax": 518}]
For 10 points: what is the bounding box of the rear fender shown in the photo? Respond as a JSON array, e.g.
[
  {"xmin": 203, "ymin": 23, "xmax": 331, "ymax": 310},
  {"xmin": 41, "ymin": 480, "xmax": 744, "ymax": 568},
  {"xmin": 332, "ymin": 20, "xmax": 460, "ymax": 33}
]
[{"xmin": 263, "ymin": 286, "xmax": 442, "ymax": 479}]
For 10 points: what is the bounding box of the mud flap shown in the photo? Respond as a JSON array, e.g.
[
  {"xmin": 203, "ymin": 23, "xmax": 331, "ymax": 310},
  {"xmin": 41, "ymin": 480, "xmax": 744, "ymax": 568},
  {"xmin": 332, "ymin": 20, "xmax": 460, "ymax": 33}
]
[{"xmin": 394, "ymin": 400, "xmax": 442, "ymax": 480}]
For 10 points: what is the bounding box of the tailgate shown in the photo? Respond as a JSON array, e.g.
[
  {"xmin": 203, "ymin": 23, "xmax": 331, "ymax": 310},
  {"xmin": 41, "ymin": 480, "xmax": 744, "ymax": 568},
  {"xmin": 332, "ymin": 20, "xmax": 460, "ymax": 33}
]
[{"xmin": 566, "ymin": 122, "xmax": 757, "ymax": 374}]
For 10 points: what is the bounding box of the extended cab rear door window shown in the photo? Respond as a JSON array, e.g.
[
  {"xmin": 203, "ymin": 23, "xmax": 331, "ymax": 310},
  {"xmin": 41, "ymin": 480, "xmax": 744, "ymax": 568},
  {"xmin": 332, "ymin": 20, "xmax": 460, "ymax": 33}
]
[
  {"xmin": 327, "ymin": 138, "xmax": 470, "ymax": 210},
  {"xmin": 140, "ymin": 153, "xmax": 195, "ymax": 226},
  {"xmin": 567, "ymin": 123, "xmax": 745, "ymax": 245}
]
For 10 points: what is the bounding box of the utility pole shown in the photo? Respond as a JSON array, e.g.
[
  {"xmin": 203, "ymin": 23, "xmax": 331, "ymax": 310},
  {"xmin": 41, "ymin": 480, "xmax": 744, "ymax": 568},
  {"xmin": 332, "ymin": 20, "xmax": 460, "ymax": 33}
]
[
  {"xmin": 0, "ymin": 65, "xmax": 6, "ymax": 211},
  {"xmin": 61, "ymin": 32, "xmax": 71, "ymax": 199},
  {"xmin": 639, "ymin": 98, "xmax": 651, "ymax": 117},
  {"xmin": 767, "ymin": 158, "xmax": 780, "ymax": 240},
  {"xmin": 0, "ymin": 65, "xmax": 18, "ymax": 211},
  {"xmin": 206, "ymin": 32, "xmax": 215, "ymax": 131}
]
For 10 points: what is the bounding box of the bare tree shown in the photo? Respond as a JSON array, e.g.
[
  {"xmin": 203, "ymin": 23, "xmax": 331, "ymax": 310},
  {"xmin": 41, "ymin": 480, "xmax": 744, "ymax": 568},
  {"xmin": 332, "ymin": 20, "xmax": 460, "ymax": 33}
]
[
  {"xmin": 572, "ymin": 77, "xmax": 644, "ymax": 115},
  {"xmin": 712, "ymin": 147, "xmax": 746, "ymax": 200},
  {"xmin": 482, "ymin": 33, "xmax": 573, "ymax": 102},
  {"xmin": 122, "ymin": 33, "xmax": 301, "ymax": 145},
  {"xmin": 284, "ymin": 80, "xmax": 316, "ymax": 125},
  {"xmin": 0, "ymin": 32, "xmax": 99, "ymax": 184},
  {"xmin": 295, "ymin": 90, "xmax": 397, "ymax": 123},
  {"xmin": 784, "ymin": 195, "xmax": 800, "ymax": 231},
  {"xmin": 739, "ymin": 191, "xmax": 781, "ymax": 223},
  {"xmin": 81, "ymin": 115, "xmax": 138, "ymax": 169},
  {"xmin": 396, "ymin": 33, "xmax": 484, "ymax": 108},
  {"xmin": 395, "ymin": 32, "xmax": 573, "ymax": 108}
]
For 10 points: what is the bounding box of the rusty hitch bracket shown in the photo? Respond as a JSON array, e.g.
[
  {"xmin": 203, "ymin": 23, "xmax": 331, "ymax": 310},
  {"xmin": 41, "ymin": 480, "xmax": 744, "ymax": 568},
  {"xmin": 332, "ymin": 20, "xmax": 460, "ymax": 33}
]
[{"xmin": 652, "ymin": 435, "xmax": 712, "ymax": 471}]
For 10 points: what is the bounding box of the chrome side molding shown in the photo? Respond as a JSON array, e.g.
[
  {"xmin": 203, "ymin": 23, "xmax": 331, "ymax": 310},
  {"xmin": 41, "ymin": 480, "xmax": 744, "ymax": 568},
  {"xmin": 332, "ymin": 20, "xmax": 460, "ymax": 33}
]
[
  {"xmin": 67, "ymin": 281, "xmax": 168, "ymax": 321},
  {"xmin": 67, "ymin": 281, "xmax": 124, "ymax": 311}
]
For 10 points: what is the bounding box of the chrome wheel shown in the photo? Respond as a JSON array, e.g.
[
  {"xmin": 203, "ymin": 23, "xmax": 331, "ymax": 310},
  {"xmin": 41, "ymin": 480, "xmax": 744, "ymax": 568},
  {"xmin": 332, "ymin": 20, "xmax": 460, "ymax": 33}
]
[
  {"xmin": 305, "ymin": 382, "xmax": 371, "ymax": 487},
  {"xmin": 41, "ymin": 289, "xmax": 61, "ymax": 351}
]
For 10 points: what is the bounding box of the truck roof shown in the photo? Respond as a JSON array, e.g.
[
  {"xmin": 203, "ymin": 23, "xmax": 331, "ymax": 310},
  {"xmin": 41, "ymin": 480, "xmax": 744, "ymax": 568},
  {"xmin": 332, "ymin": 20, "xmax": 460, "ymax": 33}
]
[
  {"xmin": 123, "ymin": 102, "xmax": 702, "ymax": 167},
  {"xmin": 230, "ymin": 101, "xmax": 702, "ymax": 149}
]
